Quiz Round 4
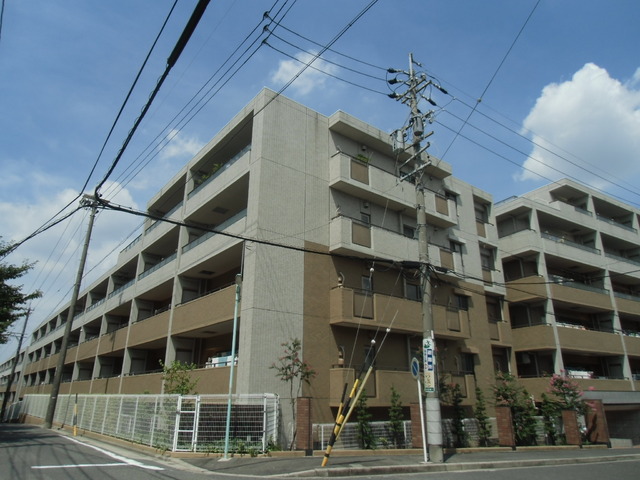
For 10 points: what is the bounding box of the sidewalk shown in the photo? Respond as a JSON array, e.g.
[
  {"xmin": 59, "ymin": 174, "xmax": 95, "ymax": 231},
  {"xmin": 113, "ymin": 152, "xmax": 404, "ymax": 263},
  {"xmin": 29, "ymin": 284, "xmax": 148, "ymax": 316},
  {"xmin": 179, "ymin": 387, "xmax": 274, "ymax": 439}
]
[{"xmin": 177, "ymin": 445, "xmax": 640, "ymax": 477}]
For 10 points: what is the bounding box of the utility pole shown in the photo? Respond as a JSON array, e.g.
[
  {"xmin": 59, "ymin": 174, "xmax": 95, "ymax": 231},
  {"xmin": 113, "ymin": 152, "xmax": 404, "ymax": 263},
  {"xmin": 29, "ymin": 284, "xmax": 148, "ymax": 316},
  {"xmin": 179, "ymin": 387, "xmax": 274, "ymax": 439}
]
[
  {"xmin": 44, "ymin": 195, "xmax": 98, "ymax": 429},
  {"xmin": 388, "ymin": 53, "xmax": 448, "ymax": 463},
  {"xmin": 1, "ymin": 308, "xmax": 31, "ymax": 421}
]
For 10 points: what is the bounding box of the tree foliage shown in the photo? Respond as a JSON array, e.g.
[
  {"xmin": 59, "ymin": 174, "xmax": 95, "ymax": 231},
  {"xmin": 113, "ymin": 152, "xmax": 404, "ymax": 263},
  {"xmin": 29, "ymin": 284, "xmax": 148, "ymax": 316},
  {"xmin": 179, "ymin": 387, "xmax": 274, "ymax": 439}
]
[
  {"xmin": 493, "ymin": 371, "xmax": 538, "ymax": 446},
  {"xmin": 474, "ymin": 387, "xmax": 492, "ymax": 447},
  {"xmin": 387, "ymin": 385, "xmax": 405, "ymax": 448},
  {"xmin": 160, "ymin": 360, "xmax": 199, "ymax": 395},
  {"xmin": 546, "ymin": 373, "xmax": 589, "ymax": 415},
  {"xmin": 0, "ymin": 239, "xmax": 41, "ymax": 344},
  {"xmin": 441, "ymin": 382, "xmax": 469, "ymax": 448},
  {"xmin": 356, "ymin": 389, "xmax": 376, "ymax": 449}
]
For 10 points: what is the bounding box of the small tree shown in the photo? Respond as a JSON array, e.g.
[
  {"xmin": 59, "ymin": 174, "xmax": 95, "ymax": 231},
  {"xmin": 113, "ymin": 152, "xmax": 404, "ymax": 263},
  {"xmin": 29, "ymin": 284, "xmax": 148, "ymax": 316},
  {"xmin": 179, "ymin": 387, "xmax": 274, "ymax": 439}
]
[
  {"xmin": 547, "ymin": 373, "xmax": 589, "ymax": 415},
  {"xmin": 442, "ymin": 383, "xmax": 469, "ymax": 448},
  {"xmin": 387, "ymin": 386, "xmax": 405, "ymax": 448},
  {"xmin": 160, "ymin": 360, "xmax": 199, "ymax": 395},
  {"xmin": 541, "ymin": 373, "xmax": 590, "ymax": 444},
  {"xmin": 270, "ymin": 338, "xmax": 316, "ymax": 450},
  {"xmin": 356, "ymin": 389, "xmax": 376, "ymax": 449},
  {"xmin": 540, "ymin": 393, "xmax": 558, "ymax": 445},
  {"xmin": 1, "ymin": 239, "xmax": 42, "ymax": 344},
  {"xmin": 474, "ymin": 387, "xmax": 492, "ymax": 447}
]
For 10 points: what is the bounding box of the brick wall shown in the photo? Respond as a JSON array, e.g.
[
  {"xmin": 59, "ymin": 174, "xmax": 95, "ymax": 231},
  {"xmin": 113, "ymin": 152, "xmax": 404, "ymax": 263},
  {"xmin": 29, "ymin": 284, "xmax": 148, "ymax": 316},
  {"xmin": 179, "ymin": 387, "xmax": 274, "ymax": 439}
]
[
  {"xmin": 495, "ymin": 406, "xmax": 515, "ymax": 448},
  {"xmin": 585, "ymin": 399, "xmax": 609, "ymax": 444},
  {"xmin": 295, "ymin": 397, "xmax": 312, "ymax": 451},
  {"xmin": 562, "ymin": 409, "xmax": 581, "ymax": 446},
  {"xmin": 410, "ymin": 403, "xmax": 424, "ymax": 448}
]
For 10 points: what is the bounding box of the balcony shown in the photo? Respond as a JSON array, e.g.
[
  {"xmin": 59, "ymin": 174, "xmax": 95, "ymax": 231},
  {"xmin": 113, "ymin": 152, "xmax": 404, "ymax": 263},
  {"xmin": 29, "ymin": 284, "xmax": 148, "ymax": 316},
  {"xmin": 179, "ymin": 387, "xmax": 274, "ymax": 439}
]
[
  {"xmin": 541, "ymin": 232, "xmax": 603, "ymax": 266},
  {"xmin": 615, "ymin": 291, "xmax": 640, "ymax": 315},
  {"xmin": 76, "ymin": 337, "xmax": 101, "ymax": 361},
  {"xmin": 330, "ymin": 287, "xmax": 421, "ymax": 333},
  {"xmin": 505, "ymin": 276, "xmax": 548, "ymax": 303},
  {"xmin": 187, "ymin": 145, "xmax": 251, "ymax": 203},
  {"xmin": 112, "ymin": 371, "xmax": 162, "ymax": 394},
  {"xmin": 180, "ymin": 210, "xmax": 247, "ymax": 269},
  {"xmin": 623, "ymin": 334, "xmax": 640, "ymax": 354},
  {"xmin": 172, "ymin": 285, "xmax": 236, "ymax": 335},
  {"xmin": 329, "ymin": 215, "xmax": 419, "ymax": 261},
  {"xmin": 98, "ymin": 327, "xmax": 129, "ymax": 356},
  {"xmin": 127, "ymin": 310, "xmax": 171, "ymax": 348},
  {"xmin": 556, "ymin": 325, "xmax": 624, "ymax": 355},
  {"xmin": 511, "ymin": 324, "xmax": 556, "ymax": 351},
  {"xmin": 548, "ymin": 279, "xmax": 612, "ymax": 311}
]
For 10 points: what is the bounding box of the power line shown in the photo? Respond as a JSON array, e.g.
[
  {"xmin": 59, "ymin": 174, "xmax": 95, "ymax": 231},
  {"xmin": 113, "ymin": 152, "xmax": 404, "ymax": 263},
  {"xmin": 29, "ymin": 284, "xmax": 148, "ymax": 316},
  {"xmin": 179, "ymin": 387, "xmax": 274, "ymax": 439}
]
[
  {"xmin": 101, "ymin": 0, "xmax": 291, "ymax": 201},
  {"xmin": 94, "ymin": 0, "xmax": 212, "ymax": 199},
  {"xmin": 441, "ymin": 0, "xmax": 541, "ymax": 159}
]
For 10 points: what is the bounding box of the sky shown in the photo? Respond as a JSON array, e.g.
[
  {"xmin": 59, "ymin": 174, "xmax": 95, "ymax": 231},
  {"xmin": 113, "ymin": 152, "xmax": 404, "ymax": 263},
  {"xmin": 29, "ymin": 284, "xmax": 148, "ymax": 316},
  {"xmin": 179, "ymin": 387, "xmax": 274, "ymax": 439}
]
[{"xmin": 1, "ymin": 0, "xmax": 639, "ymax": 363}]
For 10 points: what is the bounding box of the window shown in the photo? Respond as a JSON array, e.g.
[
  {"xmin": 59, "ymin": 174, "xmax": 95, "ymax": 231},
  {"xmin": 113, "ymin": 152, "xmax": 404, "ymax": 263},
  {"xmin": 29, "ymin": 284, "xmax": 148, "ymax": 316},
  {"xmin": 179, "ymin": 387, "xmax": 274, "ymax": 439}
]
[
  {"xmin": 486, "ymin": 296, "xmax": 503, "ymax": 322},
  {"xmin": 460, "ymin": 353, "xmax": 475, "ymax": 374},
  {"xmin": 403, "ymin": 224, "xmax": 416, "ymax": 239},
  {"xmin": 361, "ymin": 275, "xmax": 373, "ymax": 292},
  {"xmin": 405, "ymin": 282, "xmax": 422, "ymax": 301},
  {"xmin": 480, "ymin": 246, "xmax": 495, "ymax": 271},
  {"xmin": 454, "ymin": 294, "xmax": 469, "ymax": 311},
  {"xmin": 474, "ymin": 202, "xmax": 489, "ymax": 223},
  {"xmin": 450, "ymin": 240, "xmax": 463, "ymax": 254}
]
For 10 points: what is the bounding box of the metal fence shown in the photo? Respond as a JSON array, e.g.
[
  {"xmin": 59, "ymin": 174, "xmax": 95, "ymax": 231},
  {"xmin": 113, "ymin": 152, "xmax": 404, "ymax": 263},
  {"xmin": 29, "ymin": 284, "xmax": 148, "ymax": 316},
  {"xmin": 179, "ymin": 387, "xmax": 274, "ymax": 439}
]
[
  {"xmin": 6, "ymin": 393, "xmax": 279, "ymax": 453},
  {"xmin": 314, "ymin": 420, "xmax": 413, "ymax": 450}
]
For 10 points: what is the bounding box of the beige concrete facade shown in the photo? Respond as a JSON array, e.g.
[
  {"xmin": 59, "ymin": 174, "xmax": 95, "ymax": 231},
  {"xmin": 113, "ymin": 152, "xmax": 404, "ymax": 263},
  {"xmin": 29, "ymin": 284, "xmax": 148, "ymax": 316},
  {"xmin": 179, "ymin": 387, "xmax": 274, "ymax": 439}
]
[{"xmin": 14, "ymin": 89, "xmax": 510, "ymax": 442}]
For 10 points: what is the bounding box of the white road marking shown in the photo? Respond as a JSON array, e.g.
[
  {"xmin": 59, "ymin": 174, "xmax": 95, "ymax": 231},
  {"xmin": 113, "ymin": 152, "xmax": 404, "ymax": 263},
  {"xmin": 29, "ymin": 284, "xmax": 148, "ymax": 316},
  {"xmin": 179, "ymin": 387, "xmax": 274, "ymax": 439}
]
[
  {"xmin": 33, "ymin": 463, "xmax": 127, "ymax": 469},
  {"xmin": 32, "ymin": 435, "xmax": 164, "ymax": 471}
]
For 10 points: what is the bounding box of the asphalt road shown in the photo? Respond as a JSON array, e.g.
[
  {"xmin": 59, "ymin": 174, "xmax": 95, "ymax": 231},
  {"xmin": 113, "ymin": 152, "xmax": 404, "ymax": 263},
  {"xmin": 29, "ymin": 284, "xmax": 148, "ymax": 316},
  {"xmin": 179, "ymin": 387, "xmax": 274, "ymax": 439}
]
[
  {"xmin": 2, "ymin": 423, "xmax": 639, "ymax": 480},
  {"xmin": 0, "ymin": 424, "xmax": 210, "ymax": 480}
]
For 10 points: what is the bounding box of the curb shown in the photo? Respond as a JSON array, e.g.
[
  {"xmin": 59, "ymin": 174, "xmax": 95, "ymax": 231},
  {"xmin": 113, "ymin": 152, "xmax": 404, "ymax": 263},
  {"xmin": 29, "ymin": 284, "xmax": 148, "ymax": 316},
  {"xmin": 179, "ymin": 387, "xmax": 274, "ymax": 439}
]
[{"xmin": 287, "ymin": 453, "xmax": 640, "ymax": 478}]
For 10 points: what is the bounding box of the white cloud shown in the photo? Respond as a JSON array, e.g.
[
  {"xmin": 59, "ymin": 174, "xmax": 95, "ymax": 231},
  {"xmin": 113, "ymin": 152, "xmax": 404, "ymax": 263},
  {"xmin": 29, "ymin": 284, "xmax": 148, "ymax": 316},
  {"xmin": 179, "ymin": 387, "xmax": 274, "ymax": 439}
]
[
  {"xmin": 270, "ymin": 51, "xmax": 339, "ymax": 96},
  {"xmin": 160, "ymin": 129, "xmax": 204, "ymax": 162},
  {"xmin": 0, "ymin": 179, "xmax": 141, "ymax": 351},
  {"xmin": 124, "ymin": 130, "xmax": 204, "ymax": 193},
  {"xmin": 518, "ymin": 63, "xmax": 640, "ymax": 190}
]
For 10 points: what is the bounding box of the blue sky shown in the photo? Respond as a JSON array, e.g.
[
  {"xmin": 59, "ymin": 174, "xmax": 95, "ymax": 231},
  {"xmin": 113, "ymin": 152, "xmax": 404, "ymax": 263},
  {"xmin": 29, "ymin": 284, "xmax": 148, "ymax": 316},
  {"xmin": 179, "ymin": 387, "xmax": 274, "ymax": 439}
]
[{"xmin": 1, "ymin": 0, "xmax": 639, "ymax": 362}]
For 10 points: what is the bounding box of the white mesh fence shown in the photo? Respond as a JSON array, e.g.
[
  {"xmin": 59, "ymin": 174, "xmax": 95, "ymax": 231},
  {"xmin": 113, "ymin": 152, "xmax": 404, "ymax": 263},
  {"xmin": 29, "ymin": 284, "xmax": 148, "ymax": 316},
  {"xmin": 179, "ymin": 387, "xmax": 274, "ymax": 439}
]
[
  {"xmin": 11, "ymin": 393, "xmax": 279, "ymax": 453},
  {"xmin": 314, "ymin": 420, "xmax": 413, "ymax": 450}
]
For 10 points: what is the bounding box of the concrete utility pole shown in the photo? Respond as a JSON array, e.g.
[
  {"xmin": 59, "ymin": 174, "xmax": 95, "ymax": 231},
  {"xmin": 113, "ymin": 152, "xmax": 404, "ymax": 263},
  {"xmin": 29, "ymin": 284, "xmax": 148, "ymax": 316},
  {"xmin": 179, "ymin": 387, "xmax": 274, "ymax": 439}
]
[
  {"xmin": 388, "ymin": 53, "xmax": 447, "ymax": 463},
  {"xmin": 0, "ymin": 308, "xmax": 31, "ymax": 421},
  {"xmin": 44, "ymin": 195, "xmax": 98, "ymax": 429}
]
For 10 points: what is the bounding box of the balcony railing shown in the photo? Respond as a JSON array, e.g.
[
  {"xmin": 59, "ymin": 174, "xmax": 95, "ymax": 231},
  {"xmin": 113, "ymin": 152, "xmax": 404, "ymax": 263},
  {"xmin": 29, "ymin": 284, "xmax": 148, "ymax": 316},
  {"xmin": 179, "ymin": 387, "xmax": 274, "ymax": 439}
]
[
  {"xmin": 182, "ymin": 209, "xmax": 247, "ymax": 254},
  {"xmin": 596, "ymin": 214, "xmax": 637, "ymax": 233},
  {"xmin": 107, "ymin": 278, "xmax": 135, "ymax": 300},
  {"xmin": 605, "ymin": 252, "xmax": 640, "ymax": 267},
  {"xmin": 541, "ymin": 232, "xmax": 601, "ymax": 255},
  {"xmin": 187, "ymin": 144, "xmax": 251, "ymax": 199},
  {"xmin": 138, "ymin": 252, "xmax": 177, "ymax": 280},
  {"xmin": 145, "ymin": 201, "xmax": 183, "ymax": 234},
  {"xmin": 548, "ymin": 274, "xmax": 609, "ymax": 295}
]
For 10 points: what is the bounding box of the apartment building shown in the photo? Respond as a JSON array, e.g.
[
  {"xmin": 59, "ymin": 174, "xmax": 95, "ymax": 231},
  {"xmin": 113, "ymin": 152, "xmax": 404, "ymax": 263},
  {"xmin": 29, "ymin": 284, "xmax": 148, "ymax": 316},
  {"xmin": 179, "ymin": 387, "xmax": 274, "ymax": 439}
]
[
  {"xmin": 496, "ymin": 179, "xmax": 640, "ymax": 441},
  {"xmin": 0, "ymin": 351, "xmax": 25, "ymax": 408},
  {"xmin": 16, "ymin": 89, "xmax": 509, "ymax": 442}
]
